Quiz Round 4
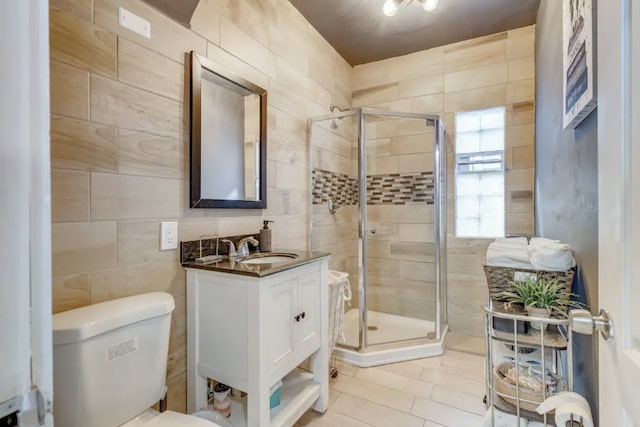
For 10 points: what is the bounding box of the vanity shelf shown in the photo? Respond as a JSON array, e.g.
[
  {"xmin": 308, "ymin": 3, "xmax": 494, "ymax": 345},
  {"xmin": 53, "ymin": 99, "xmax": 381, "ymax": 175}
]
[
  {"xmin": 216, "ymin": 370, "xmax": 319, "ymax": 427},
  {"xmin": 186, "ymin": 256, "xmax": 330, "ymax": 426},
  {"xmin": 485, "ymin": 304, "xmax": 572, "ymax": 426}
]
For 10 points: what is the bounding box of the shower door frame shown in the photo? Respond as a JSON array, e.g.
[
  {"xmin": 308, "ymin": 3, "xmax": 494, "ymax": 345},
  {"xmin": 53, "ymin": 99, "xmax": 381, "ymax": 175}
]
[{"xmin": 308, "ymin": 107, "xmax": 447, "ymax": 353}]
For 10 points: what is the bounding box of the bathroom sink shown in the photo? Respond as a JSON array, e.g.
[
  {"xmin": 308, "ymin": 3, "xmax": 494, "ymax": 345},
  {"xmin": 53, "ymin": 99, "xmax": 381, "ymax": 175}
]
[{"xmin": 239, "ymin": 252, "xmax": 299, "ymax": 265}]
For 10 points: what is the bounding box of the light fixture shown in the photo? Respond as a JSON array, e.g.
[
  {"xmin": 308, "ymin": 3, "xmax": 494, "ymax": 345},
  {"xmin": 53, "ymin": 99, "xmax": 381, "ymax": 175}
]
[
  {"xmin": 383, "ymin": 0, "xmax": 399, "ymax": 17},
  {"xmin": 422, "ymin": 0, "xmax": 438, "ymax": 11},
  {"xmin": 382, "ymin": 0, "xmax": 439, "ymax": 16}
]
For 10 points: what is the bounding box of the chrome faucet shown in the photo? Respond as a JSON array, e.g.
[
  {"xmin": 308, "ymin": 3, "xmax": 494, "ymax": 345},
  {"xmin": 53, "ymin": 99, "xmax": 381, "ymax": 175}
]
[
  {"xmin": 220, "ymin": 239, "xmax": 237, "ymax": 260},
  {"xmin": 237, "ymin": 237, "xmax": 259, "ymax": 257},
  {"xmin": 221, "ymin": 237, "xmax": 259, "ymax": 260}
]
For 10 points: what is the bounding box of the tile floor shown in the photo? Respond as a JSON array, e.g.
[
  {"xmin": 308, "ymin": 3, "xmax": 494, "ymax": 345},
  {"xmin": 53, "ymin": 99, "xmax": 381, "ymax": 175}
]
[{"xmin": 295, "ymin": 333, "xmax": 488, "ymax": 427}]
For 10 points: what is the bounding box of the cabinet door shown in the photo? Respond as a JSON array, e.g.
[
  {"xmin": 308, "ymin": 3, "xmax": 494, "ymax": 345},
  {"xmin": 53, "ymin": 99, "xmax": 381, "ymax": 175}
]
[
  {"xmin": 263, "ymin": 277, "xmax": 298, "ymax": 377},
  {"xmin": 297, "ymin": 273, "xmax": 321, "ymax": 358}
]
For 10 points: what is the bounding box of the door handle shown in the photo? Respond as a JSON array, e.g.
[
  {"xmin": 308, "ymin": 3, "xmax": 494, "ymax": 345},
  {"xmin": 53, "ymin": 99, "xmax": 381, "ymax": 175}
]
[{"xmin": 569, "ymin": 308, "xmax": 614, "ymax": 342}]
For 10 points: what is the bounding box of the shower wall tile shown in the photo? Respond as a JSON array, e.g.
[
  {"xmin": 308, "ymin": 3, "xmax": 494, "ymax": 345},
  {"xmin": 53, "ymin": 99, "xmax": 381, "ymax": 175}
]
[
  {"xmin": 51, "ymin": 221, "xmax": 117, "ymax": 276},
  {"xmin": 506, "ymin": 79, "xmax": 536, "ymax": 104},
  {"xmin": 398, "ymin": 153, "xmax": 434, "ymax": 173},
  {"xmin": 51, "ymin": 169, "xmax": 90, "ymax": 223},
  {"xmin": 50, "ymin": 7, "xmax": 117, "ymax": 78},
  {"xmin": 219, "ymin": 18, "xmax": 276, "ymax": 79},
  {"xmin": 190, "ymin": 0, "xmax": 221, "ymax": 45},
  {"xmin": 51, "ymin": 0, "xmax": 92, "ymax": 20},
  {"xmin": 366, "ymin": 119, "xmax": 400, "ymax": 140},
  {"xmin": 443, "ymin": 34, "xmax": 506, "ymax": 73},
  {"xmin": 444, "ymin": 83, "xmax": 507, "ymax": 113},
  {"xmin": 367, "ymin": 156, "xmax": 399, "ymax": 175},
  {"xmin": 50, "ymin": 60, "xmax": 90, "ymax": 120},
  {"xmin": 444, "ymin": 62, "xmax": 508, "ymax": 93},
  {"xmin": 352, "ymin": 83, "xmax": 399, "ymax": 107},
  {"xmin": 206, "ymin": 42, "xmax": 269, "ymax": 90},
  {"xmin": 506, "ymin": 25, "xmax": 536, "ymax": 60},
  {"xmin": 397, "ymin": 224, "xmax": 435, "ymax": 243},
  {"xmin": 362, "ymin": 139, "xmax": 392, "ymax": 157},
  {"xmin": 52, "ymin": 273, "xmax": 91, "ymax": 313},
  {"xmin": 390, "ymin": 242, "xmax": 436, "ymax": 263},
  {"xmin": 508, "ymin": 56, "xmax": 536, "ymax": 82},
  {"xmin": 398, "ymin": 74, "xmax": 444, "ymax": 98},
  {"xmin": 391, "ymin": 133, "xmax": 435, "ymax": 155}
]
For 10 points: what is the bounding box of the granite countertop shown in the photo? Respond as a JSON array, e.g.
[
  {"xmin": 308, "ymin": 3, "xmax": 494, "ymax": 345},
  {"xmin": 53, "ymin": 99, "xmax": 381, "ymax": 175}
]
[{"xmin": 181, "ymin": 249, "xmax": 331, "ymax": 277}]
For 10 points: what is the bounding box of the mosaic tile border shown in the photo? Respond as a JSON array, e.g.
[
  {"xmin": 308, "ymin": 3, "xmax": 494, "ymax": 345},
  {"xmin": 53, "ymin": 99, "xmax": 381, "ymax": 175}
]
[{"xmin": 312, "ymin": 168, "xmax": 434, "ymax": 205}]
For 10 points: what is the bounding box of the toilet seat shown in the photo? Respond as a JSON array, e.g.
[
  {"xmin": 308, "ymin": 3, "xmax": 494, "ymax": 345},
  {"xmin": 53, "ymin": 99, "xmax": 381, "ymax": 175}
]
[{"xmin": 123, "ymin": 409, "xmax": 222, "ymax": 427}]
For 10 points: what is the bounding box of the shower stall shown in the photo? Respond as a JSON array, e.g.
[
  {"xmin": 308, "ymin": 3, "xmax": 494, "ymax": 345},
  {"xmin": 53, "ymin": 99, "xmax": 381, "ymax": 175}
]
[{"xmin": 308, "ymin": 108, "xmax": 448, "ymax": 367}]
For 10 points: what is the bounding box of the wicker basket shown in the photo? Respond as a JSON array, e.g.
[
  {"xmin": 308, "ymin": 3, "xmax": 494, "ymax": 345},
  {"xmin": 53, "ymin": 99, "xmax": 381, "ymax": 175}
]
[
  {"xmin": 493, "ymin": 362, "xmax": 563, "ymax": 413},
  {"xmin": 484, "ymin": 264, "xmax": 575, "ymax": 316}
]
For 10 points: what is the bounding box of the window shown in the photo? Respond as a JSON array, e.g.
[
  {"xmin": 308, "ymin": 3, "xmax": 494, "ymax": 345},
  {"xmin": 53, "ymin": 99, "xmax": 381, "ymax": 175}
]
[{"xmin": 455, "ymin": 107, "xmax": 506, "ymax": 238}]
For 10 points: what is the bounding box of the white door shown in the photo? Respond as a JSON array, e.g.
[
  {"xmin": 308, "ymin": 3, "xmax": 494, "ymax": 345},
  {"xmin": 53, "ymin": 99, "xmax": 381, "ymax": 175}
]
[
  {"xmin": 596, "ymin": 0, "xmax": 640, "ymax": 425},
  {"xmin": 0, "ymin": 1, "xmax": 53, "ymax": 425}
]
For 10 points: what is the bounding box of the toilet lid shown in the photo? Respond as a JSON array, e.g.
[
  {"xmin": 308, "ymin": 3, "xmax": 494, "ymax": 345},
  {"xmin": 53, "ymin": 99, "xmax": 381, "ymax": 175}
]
[{"xmin": 123, "ymin": 410, "xmax": 222, "ymax": 427}]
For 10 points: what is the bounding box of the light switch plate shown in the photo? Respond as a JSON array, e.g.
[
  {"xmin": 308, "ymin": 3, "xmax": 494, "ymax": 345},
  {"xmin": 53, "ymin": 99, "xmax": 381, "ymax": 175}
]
[
  {"xmin": 119, "ymin": 7, "xmax": 151, "ymax": 39},
  {"xmin": 160, "ymin": 222, "xmax": 178, "ymax": 251}
]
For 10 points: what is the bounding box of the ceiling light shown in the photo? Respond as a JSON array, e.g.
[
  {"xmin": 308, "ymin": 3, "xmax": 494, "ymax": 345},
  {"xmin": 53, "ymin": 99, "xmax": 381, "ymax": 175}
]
[
  {"xmin": 422, "ymin": 0, "xmax": 438, "ymax": 11},
  {"xmin": 382, "ymin": 0, "xmax": 439, "ymax": 16},
  {"xmin": 383, "ymin": 0, "xmax": 399, "ymax": 17}
]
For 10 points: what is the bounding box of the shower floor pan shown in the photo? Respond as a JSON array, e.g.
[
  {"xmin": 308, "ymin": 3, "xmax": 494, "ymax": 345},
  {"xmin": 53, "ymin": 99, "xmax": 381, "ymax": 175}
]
[{"xmin": 334, "ymin": 309, "xmax": 447, "ymax": 367}]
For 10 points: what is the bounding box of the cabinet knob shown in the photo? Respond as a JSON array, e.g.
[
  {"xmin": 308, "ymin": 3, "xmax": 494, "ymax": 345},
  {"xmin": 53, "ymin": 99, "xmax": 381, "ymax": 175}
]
[{"xmin": 294, "ymin": 314, "xmax": 301, "ymax": 322}]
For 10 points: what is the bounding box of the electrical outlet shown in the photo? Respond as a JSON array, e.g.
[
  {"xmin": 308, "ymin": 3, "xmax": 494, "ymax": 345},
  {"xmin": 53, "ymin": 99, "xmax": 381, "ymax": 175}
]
[
  {"xmin": 160, "ymin": 222, "xmax": 178, "ymax": 251},
  {"xmin": 118, "ymin": 7, "xmax": 151, "ymax": 39}
]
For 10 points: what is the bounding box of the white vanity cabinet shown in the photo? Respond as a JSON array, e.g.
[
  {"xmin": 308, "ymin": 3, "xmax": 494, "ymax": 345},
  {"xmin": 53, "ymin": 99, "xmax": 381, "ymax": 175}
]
[{"xmin": 186, "ymin": 257, "xmax": 329, "ymax": 427}]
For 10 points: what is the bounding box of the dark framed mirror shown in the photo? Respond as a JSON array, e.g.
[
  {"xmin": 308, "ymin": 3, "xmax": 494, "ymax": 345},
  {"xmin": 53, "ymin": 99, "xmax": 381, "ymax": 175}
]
[{"xmin": 190, "ymin": 51, "xmax": 267, "ymax": 209}]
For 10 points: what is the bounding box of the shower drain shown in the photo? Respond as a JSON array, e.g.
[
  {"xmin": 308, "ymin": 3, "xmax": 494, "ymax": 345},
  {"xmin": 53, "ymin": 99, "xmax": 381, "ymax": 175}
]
[{"xmin": 367, "ymin": 325, "xmax": 378, "ymax": 331}]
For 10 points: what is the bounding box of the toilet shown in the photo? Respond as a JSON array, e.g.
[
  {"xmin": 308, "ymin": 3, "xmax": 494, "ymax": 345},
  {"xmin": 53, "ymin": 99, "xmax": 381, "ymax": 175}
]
[{"xmin": 52, "ymin": 292, "xmax": 221, "ymax": 427}]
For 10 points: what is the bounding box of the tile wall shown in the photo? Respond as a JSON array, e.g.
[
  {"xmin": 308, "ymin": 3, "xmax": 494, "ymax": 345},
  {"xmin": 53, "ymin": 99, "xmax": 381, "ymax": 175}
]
[
  {"xmin": 352, "ymin": 26, "xmax": 536, "ymax": 335},
  {"xmin": 49, "ymin": 0, "xmax": 351, "ymax": 412}
]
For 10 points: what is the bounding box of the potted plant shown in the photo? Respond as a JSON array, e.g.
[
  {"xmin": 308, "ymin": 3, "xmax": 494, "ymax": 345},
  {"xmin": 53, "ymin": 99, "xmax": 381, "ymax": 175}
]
[{"xmin": 498, "ymin": 277, "xmax": 586, "ymax": 330}]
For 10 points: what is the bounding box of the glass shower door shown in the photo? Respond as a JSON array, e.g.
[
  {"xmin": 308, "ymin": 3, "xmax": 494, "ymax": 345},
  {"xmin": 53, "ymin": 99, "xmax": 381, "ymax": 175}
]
[
  {"xmin": 361, "ymin": 110, "xmax": 440, "ymax": 347},
  {"xmin": 308, "ymin": 111, "xmax": 360, "ymax": 350}
]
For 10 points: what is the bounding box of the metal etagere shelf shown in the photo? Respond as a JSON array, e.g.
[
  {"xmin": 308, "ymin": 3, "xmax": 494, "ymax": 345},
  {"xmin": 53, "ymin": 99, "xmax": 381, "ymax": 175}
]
[{"xmin": 485, "ymin": 301, "xmax": 574, "ymax": 427}]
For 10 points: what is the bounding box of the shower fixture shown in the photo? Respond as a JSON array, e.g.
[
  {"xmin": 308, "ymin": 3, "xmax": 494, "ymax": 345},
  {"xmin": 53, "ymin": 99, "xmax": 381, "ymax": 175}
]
[
  {"xmin": 328, "ymin": 197, "xmax": 342, "ymax": 215},
  {"xmin": 383, "ymin": 0, "xmax": 439, "ymax": 17},
  {"xmin": 329, "ymin": 104, "xmax": 350, "ymax": 129},
  {"xmin": 330, "ymin": 104, "xmax": 350, "ymax": 113}
]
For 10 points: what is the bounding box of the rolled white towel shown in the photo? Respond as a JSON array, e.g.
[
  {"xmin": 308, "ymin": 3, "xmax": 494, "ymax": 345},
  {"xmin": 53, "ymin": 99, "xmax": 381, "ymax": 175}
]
[
  {"xmin": 529, "ymin": 238, "xmax": 576, "ymax": 271},
  {"xmin": 486, "ymin": 237, "xmax": 533, "ymax": 269},
  {"xmin": 492, "ymin": 237, "xmax": 529, "ymax": 248},
  {"xmin": 536, "ymin": 392, "xmax": 594, "ymax": 427},
  {"xmin": 484, "ymin": 407, "xmax": 528, "ymax": 427}
]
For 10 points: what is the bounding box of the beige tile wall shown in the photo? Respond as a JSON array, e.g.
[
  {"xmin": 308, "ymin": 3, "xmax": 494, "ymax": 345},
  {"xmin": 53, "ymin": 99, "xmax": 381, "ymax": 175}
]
[
  {"xmin": 49, "ymin": 0, "xmax": 351, "ymax": 412},
  {"xmin": 353, "ymin": 26, "xmax": 536, "ymax": 336}
]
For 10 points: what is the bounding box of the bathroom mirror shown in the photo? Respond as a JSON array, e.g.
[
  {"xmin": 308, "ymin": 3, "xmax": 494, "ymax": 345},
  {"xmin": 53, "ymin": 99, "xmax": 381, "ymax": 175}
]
[{"xmin": 190, "ymin": 51, "xmax": 267, "ymax": 208}]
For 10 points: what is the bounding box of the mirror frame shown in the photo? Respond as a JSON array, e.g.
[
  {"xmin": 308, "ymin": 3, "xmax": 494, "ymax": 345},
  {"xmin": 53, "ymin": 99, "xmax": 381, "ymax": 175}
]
[{"xmin": 190, "ymin": 51, "xmax": 267, "ymax": 209}]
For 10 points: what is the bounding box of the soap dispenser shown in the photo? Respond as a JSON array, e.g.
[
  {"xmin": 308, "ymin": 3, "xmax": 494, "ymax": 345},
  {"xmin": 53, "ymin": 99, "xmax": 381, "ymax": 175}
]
[{"xmin": 260, "ymin": 220, "xmax": 274, "ymax": 252}]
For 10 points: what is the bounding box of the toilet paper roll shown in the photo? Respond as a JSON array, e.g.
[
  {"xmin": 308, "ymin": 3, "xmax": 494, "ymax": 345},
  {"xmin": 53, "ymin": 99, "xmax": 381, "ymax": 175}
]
[{"xmin": 536, "ymin": 392, "xmax": 594, "ymax": 427}]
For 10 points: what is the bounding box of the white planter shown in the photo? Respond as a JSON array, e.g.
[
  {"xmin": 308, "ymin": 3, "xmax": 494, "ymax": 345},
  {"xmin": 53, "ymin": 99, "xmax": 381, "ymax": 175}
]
[{"xmin": 525, "ymin": 306, "xmax": 552, "ymax": 330}]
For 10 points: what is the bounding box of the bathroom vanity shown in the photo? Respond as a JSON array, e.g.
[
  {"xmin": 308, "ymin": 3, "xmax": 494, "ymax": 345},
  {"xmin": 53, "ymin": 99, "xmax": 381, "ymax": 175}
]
[{"xmin": 185, "ymin": 251, "xmax": 330, "ymax": 427}]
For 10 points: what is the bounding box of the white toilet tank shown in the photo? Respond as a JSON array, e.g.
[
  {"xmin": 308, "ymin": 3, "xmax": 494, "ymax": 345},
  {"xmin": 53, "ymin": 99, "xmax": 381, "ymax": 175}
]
[{"xmin": 52, "ymin": 292, "xmax": 175, "ymax": 427}]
